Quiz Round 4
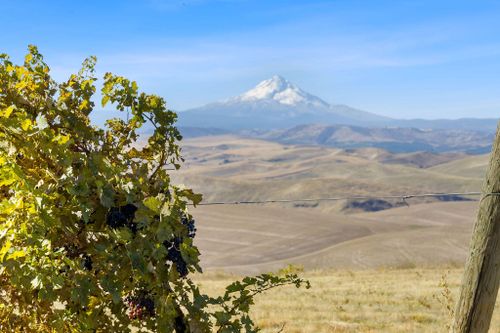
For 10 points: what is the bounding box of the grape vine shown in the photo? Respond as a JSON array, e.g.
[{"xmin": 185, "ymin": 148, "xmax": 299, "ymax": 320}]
[{"xmin": 0, "ymin": 46, "xmax": 309, "ymax": 332}]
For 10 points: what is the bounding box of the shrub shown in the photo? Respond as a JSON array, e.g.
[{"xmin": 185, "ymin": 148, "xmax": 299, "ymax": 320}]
[{"xmin": 0, "ymin": 46, "xmax": 308, "ymax": 332}]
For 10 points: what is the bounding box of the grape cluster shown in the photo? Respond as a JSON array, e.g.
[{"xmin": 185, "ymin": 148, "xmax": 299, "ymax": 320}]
[
  {"xmin": 106, "ymin": 204, "xmax": 138, "ymax": 232},
  {"xmin": 181, "ymin": 214, "xmax": 196, "ymax": 239},
  {"xmin": 174, "ymin": 314, "xmax": 188, "ymax": 332},
  {"xmin": 125, "ymin": 291, "xmax": 155, "ymax": 320},
  {"xmin": 82, "ymin": 254, "xmax": 93, "ymax": 271},
  {"xmin": 164, "ymin": 239, "xmax": 189, "ymax": 277},
  {"xmin": 62, "ymin": 245, "xmax": 93, "ymax": 272},
  {"xmin": 163, "ymin": 213, "xmax": 197, "ymax": 277}
]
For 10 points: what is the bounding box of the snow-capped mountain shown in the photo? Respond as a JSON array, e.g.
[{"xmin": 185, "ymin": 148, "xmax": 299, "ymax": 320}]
[
  {"xmin": 178, "ymin": 75, "xmax": 390, "ymax": 130},
  {"xmin": 230, "ymin": 75, "xmax": 329, "ymax": 108},
  {"xmin": 177, "ymin": 75, "xmax": 497, "ymax": 132}
]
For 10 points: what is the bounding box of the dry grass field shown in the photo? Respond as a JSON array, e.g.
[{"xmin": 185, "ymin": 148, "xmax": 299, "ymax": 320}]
[
  {"xmin": 174, "ymin": 135, "xmax": 498, "ymax": 332},
  {"xmin": 195, "ymin": 268, "xmax": 500, "ymax": 333},
  {"xmin": 191, "ymin": 201, "xmax": 478, "ymax": 274},
  {"xmin": 169, "ymin": 135, "xmax": 490, "ymax": 274},
  {"xmin": 173, "ymin": 135, "xmax": 487, "ymax": 214}
]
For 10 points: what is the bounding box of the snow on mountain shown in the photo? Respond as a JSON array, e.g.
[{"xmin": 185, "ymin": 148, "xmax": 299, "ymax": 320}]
[
  {"xmin": 177, "ymin": 76, "xmax": 497, "ymax": 132},
  {"xmin": 230, "ymin": 75, "xmax": 329, "ymax": 108},
  {"xmin": 177, "ymin": 76, "xmax": 386, "ymax": 130}
]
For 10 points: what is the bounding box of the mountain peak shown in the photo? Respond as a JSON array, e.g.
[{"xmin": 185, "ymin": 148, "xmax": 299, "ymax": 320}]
[
  {"xmin": 269, "ymin": 74, "xmax": 287, "ymax": 82},
  {"xmin": 180, "ymin": 75, "xmax": 396, "ymax": 130},
  {"xmin": 267, "ymin": 74, "xmax": 288, "ymax": 86},
  {"xmin": 233, "ymin": 75, "xmax": 329, "ymax": 108}
]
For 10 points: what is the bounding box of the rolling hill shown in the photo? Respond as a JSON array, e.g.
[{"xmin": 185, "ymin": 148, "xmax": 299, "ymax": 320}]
[
  {"xmin": 191, "ymin": 201, "xmax": 477, "ymax": 274},
  {"xmin": 256, "ymin": 124, "xmax": 493, "ymax": 153},
  {"xmin": 172, "ymin": 135, "xmax": 486, "ymax": 211},
  {"xmin": 170, "ymin": 135, "xmax": 490, "ymax": 274}
]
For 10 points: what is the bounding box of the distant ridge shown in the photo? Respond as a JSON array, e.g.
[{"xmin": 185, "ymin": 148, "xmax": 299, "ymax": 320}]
[
  {"xmin": 177, "ymin": 75, "xmax": 498, "ymax": 132},
  {"xmin": 391, "ymin": 118, "xmax": 498, "ymax": 132},
  {"xmin": 178, "ymin": 127, "xmax": 230, "ymax": 138},
  {"xmin": 256, "ymin": 124, "xmax": 493, "ymax": 153},
  {"xmin": 178, "ymin": 75, "xmax": 390, "ymax": 130}
]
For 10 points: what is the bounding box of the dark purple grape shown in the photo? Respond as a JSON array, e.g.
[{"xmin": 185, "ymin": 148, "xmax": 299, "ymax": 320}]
[
  {"xmin": 174, "ymin": 314, "xmax": 188, "ymax": 332},
  {"xmin": 82, "ymin": 254, "xmax": 92, "ymax": 271},
  {"xmin": 121, "ymin": 204, "xmax": 138, "ymax": 220},
  {"xmin": 106, "ymin": 209, "xmax": 128, "ymax": 228},
  {"xmin": 167, "ymin": 247, "xmax": 188, "ymax": 277},
  {"xmin": 181, "ymin": 214, "xmax": 196, "ymax": 239},
  {"xmin": 125, "ymin": 290, "xmax": 155, "ymax": 320},
  {"xmin": 106, "ymin": 204, "xmax": 138, "ymax": 232},
  {"xmin": 161, "ymin": 213, "xmax": 196, "ymax": 277}
]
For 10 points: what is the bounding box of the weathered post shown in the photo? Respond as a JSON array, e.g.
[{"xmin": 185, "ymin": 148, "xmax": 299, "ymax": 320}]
[{"xmin": 451, "ymin": 122, "xmax": 500, "ymax": 333}]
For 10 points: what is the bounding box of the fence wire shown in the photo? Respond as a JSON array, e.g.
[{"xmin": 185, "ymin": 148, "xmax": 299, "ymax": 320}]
[{"xmin": 189, "ymin": 191, "xmax": 500, "ymax": 206}]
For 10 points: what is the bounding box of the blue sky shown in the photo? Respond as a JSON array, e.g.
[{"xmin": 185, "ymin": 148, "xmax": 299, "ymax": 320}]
[{"xmin": 1, "ymin": 0, "xmax": 499, "ymax": 122}]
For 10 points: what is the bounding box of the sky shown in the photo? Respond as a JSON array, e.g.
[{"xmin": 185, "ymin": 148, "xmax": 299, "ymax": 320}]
[{"xmin": 1, "ymin": 0, "xmax": 499, "ymax": 123}]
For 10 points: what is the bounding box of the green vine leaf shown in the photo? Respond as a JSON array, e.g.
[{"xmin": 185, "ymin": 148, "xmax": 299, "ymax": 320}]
[{"xmin": 0, "ymin": 45, "xmax": 308, "ymax": 333}]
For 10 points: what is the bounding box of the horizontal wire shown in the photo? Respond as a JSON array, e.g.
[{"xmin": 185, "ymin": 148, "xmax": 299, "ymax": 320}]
[{"xmin": 190, "ymin": 191, "xmax": 500, "ymax": 206}]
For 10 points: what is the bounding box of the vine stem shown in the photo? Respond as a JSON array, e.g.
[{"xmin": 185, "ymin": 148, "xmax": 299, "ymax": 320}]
[{"xmin": 216, "ymin": 280, "xmax": 301, "ymax": 333}]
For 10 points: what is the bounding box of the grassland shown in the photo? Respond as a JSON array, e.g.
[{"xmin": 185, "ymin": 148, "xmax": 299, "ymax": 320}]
[
  {"xmin": 167, "ymin": 134, "xmax": 494, "ymax": 272},
  {"xmin": 174, "ymin": 135, "xmax": 498, "ymax": 332},
  {"xmin": 195, "ymin": 268, "xmax": 500, "ymax": 333},
  {"xmin": 191, "ymin": 201, "xmax": 478, "ymax": 274},
  {"xmin": 173, "ymin": 135, "xmax": 487, "ymax": 215}
]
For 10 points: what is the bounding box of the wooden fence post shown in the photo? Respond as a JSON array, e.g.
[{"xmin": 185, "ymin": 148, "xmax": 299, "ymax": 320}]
[{"xmin": 451, "ymin": 122, "xmax": 500, "ymax": 333}]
